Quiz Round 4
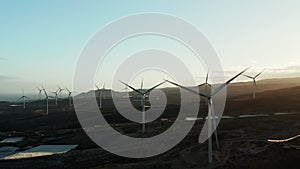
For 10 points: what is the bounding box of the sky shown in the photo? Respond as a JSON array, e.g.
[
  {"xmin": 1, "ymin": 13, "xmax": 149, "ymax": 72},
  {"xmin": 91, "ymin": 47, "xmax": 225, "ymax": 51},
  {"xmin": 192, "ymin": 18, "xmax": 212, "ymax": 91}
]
[{"xmin": 1, "ymin": 0, "xmax": 300, "ymax": 96}]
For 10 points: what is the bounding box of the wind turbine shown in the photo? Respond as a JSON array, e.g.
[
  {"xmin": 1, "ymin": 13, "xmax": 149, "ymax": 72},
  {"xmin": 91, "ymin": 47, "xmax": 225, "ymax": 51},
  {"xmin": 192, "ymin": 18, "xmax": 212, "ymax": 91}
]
[
  {"xmin": 95, "ymin": 83, "xmax": 105, "ymax": 109},
  {"xmin": 51, "ymin": 89, "xmax": 59, "ymax": 105},
  {"xmin": 42, "ymin": 88, "xmax": 53, "ymax": 115},
  {"xmin": 166, "ymin": 68, "xmax": 249, "ymax": 164},
  {"xmin": 36, "ymin": 87, "xmax": 43, "ymax": 100},
  {"xmin": 17, "ymin": 89, "xmax": 29, "ymax": 109},
  {"xmin": 199, "ymin": 72, "xmax": 212, "ymax": 105},
  {"xmin": 119, "ymin": 80, "xmax": 167, "ymax": 133},
  {"xmin": 65, "ymin": 87, "xmax": 73, "ymax": 106},
  {"xmin": 122, "ymin": 85, "xmax": 132, "ymax": 98},
  {"xmin": 243, "ymin": 69, "xmax": 265, "ymax": 99},
  {"xmin": 57, "ymin": 85, "xmax": 64, "ymax": 99}
]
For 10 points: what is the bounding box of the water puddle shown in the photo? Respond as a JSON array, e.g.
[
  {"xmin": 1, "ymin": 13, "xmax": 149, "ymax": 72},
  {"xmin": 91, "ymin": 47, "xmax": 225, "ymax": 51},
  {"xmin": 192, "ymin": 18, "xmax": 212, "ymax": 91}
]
[
  {"xmin": 185, "ymin": 117, "xmax": 203, "ymax": 121},
  {"xmin": 238, "ymin": 114, "xmax": 269, "ymax": 118},
  {"xmin": 0, "ymin": 137, "xmax": 25, "ymax": 144},
  {"xmin": 0, "ymin": 146, "xmax": 19, "ymax": 158},
  {"xmin": 1, "ymin": 145, "xmax": 78, "ymax": 160},
  {"xmin": 268, "ymin": 134, "xmax": 300, "ymax": 143},
  {"xmin": 273, "ymin": 112, "xmax": 298, "ymax": 116}
]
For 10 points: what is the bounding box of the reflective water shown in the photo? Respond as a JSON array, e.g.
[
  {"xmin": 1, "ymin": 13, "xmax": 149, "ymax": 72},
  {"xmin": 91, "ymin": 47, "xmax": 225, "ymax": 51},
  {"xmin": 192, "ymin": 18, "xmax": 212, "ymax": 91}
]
[
  {"xmin": 268, "ymin": 134, "xmax": 300, "ymax": 143},
  {"xmin": 184, "ymin": 112, "xmax": 299, "ymax": 121},
  {"xmin": 1, "ymin": 145, "xmax": 78, "ymax": 160},
  {"xmin": 238, "ymin": 114, "xmax": 269, "ymax": 118}
]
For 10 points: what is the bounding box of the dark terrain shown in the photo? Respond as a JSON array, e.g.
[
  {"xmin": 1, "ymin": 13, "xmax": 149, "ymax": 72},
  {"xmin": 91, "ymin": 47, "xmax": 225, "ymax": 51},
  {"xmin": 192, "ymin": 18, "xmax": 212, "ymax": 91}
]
[{"xmin": 0, "ymin": 77, "xmax": 299, "ymax": 169}]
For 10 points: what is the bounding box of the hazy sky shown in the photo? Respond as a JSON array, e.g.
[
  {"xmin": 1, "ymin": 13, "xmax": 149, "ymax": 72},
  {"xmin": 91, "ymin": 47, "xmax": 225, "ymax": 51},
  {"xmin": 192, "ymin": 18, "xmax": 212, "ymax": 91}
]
[{"xmin": 1, "ymin": 0, "xmax": 300, "ymax": 94}]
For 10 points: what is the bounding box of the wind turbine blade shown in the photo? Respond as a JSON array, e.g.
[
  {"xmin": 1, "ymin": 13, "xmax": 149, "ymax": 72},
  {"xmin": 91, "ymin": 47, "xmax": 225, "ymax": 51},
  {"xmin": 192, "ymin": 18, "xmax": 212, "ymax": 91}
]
[
  {"xmin": 141, "ymin": 78, "xmax": 144, "ymax": 90},
  {"xmin": 165, "ymin": 80, "xmax": 209, "ymax": 98},
  {"xmin": 144, "ymin": 80, "xmax": 166, "ymax": 94},
  {"xmin": 65, "ymin": 88, "xmax": 70, "ymax": 93},
  {"xmin": 16, "ymin": 97, "xmax": 23, "ymax": 102},
  {"xmin": 206, "ymin": 72, "xmax": 209, "ymax": 84},
  {"xmin": 102, "ymin": 83, "xmax": 105, "ymax": 89},
  {"xmin": 95, "ymin": 84, "xmax": 100, "ymax": 90},
  {"xmin": 119, "ymin": 80, "xmax": 143, "ymax": 95},
  {"xmin": 198, "ymin": 83, "xmax": 206, "ymax": 87},
  {"xmin": 43, "ymin": 90, "xmax": 48, "ymax": 97},
  {"xmin": 255, "ymin": 69, "xmax": 265, "ymax": 78},
  {"xmin": 212, "ymin": 67, "xmax": 250, "ymax": 95},
  {"xmin": 243, "ymin": 74, "xmax": 253, "ymax": 79}
]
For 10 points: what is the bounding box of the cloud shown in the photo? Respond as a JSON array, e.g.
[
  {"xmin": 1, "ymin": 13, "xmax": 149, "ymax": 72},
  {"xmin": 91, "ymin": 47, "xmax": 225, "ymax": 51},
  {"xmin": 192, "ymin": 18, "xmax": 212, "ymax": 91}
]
[
  {"xmin": 223, "ymin": 63, "xmax": 300, "ymax": 81},
  {"xmin": 268, "ymin": 65, "xmax": 300, "ymax": 73},
  {"xmin": 0, "ymin": 75, "xmax": 17, "ymax": 81}
]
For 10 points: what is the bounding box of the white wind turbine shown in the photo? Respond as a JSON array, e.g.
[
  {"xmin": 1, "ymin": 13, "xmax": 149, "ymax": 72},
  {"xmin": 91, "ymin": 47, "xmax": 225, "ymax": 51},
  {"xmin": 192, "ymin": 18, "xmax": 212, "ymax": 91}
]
[
  {"xmin": 65, "ymin": 87, "xmax": 73, "ymax": 106},
  {"xmin": 36, "ymin": 87, "xmax": 43, "ymax": 100},
  {"xmin": 199, "ymin": 72, "xmax": 212, "ymax": 105},
  {"xmin": 119, "ymin": 80, "xmax": 167, "ymax": 133},
  {"xmin": 51, "ymin": 89, "xmax": 59, "ymax": 105},
  {"xmin": 57, "ymin": 85, "xmax": 64, "ymax": 99},
  {"xmin": 166, "ymin": 68, "xmax": 249, "ymax": 164},
  {"xmin": 42, "ymin": 88, "xmax": 54, "ymax": 115},
  {"xmin": 243, "ymin": 69, "xmax": 265, "ymax": 99},
  {"xmin": 95, "ymin": 83, "xmax": 105, "ymax": 109},
  {"xmin": 17, "ymin": 89, "xmax": 29, "ymax": 109}
]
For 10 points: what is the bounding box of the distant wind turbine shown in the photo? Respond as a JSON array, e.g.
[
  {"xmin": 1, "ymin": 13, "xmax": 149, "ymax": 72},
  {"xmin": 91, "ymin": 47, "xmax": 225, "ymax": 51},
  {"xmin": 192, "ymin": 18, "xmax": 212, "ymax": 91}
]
[
  {"xmin": 95, "ymin": 83, "xmax": 105, "ymax": 109},
  {"xmin": 243, "ymin": 69, "xmax": 265, "ymax": 99},
  {"xmin": 51, "ymin": 89, "xmax": 59, "ymax": 105},
  {"xmin": 17, "ymin": 89, "xmax": 29, "ymax": 109},
  {"xmin": 42, "ymin": 88, "xmax": 54, "ymax": 115},
  {"xmin": 119, "ymin": 80, "xmax": 167, "ymax": 133},
  {"xmin": 57, "ymin": 85, "xmax": 64, "ymax": 99},
  {"xmin": 36, "ymin": 87, "xmax": 43, "ymax": 100},
  {"xmin": 65, "ymin": 87, "xmax": 73, "ymax": 106},
  {"xmin": 166, "ymin": 67, "xmax": 249, "ymax": 164}
]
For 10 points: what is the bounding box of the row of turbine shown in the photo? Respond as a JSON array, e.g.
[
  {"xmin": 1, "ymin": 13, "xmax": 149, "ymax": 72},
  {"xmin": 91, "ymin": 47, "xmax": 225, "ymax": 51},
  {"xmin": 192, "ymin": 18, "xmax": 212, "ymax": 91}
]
[
  {"xmin": 17, "ymin": 85, "xmax": 73, "ymax": 115},
  {"xmin": 119, "ymin": 67, "xmax": 264, "ymax": 164},
  {"xmin": 16, "ymin": 68, "xmax": 264, "ymax": 164}
]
